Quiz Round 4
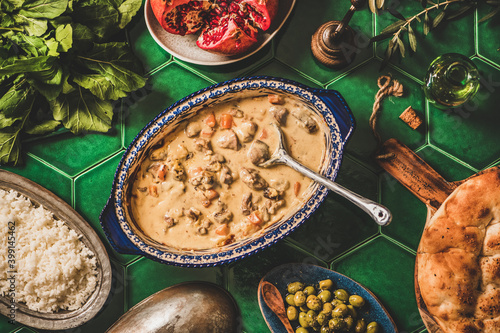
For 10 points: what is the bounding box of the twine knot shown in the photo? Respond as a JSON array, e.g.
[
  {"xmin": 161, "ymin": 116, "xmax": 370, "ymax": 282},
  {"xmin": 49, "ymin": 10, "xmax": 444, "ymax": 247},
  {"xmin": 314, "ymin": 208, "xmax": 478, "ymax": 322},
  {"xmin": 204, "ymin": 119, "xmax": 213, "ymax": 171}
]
[{"xmin": 369, "ymin": 75, "xmax": 404, "ymax": 146}]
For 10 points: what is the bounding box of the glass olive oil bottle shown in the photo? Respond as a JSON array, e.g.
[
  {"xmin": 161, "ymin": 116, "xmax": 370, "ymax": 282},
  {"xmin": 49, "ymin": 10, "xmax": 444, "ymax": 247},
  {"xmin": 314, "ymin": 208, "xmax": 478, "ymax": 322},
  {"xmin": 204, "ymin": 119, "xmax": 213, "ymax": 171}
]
[{"xmin": 423, "ymin": 53, "xmax": 480, "ymax": 109}]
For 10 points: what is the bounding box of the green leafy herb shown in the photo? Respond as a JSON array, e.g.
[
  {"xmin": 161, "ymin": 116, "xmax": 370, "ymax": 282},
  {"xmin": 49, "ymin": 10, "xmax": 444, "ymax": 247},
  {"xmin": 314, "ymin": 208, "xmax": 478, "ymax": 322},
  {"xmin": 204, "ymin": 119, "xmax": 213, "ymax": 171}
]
[
  {"xmin": 0, "ymin": 0, "xmax": 145, "ymax": 165},
  {"xmin": 370, "ymin": 0, "xmax": 500, "ymax": 69}
]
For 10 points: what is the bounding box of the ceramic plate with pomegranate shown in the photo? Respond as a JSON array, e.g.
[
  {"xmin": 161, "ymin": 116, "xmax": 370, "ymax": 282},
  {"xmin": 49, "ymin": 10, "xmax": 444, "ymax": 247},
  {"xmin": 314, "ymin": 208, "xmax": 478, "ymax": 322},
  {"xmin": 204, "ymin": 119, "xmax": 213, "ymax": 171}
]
[{"xmin": 144, "ymin": 0, "xmax": 295, "ymax": 66}]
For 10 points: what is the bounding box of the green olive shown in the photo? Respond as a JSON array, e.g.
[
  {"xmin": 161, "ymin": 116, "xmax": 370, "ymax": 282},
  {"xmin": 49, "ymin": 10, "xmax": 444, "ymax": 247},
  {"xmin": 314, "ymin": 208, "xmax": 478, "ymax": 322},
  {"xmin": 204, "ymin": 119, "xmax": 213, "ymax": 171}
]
[
  {"xmin": 367, "ymin": 321, "xmax": 380, "ymax": 333},
  {"xmin": 321, "ymin": 302, "xmax": 334, "ymax": 315},
  {"xmin": 334, "ymin": 289, "xmax": 349, "ymax": 302},
  {"xmin": 317, "ymin": 290, "xmax": 332, "ymax": 303},
  {"xmin": 349, "ymin": 295, "xmax": 366, "ymax": 308},
  {"xmin": 328, "ymin": 317, "xmax": 346, "ymax": 331},
  {"xmin": 345, "ymin": 316, "xmax": 355, "ymax": 331},
  {"xmin": 300, "ymin": 305, "xmax": 309, "ymax": 312},
  {"xmin": 288, "ymin": 281, "xmax": 305, "ymax": 294},
  {"xmin": 286, "ymin": 294, "xmax": 296, "ymax": 306},
  {"xmin": 306, "ymin": 295, "xmax": 323, "ymax": 311},
  {"xmin": 331, "ymin": 299, "xmax": 344, "ymax": 307},
  {"xmin": 347, "ymin": 305, "xmax": 357, "ymax": 319},
  {"xmin": 296, "ymin": 327, "xmax": 309, "ymax": 333},
  {"xmin": 320, "ymin": 326, "xmax": 332, "ymax": 333},
  {"xmin": 304, "ymin": 285, "xmax": 316, "ymax": 296},
  {"xmin": 287, "ymin": 306, "xmax": 299, "ymax": 321},
  {"xmin": 299, "ymin": 312, "xmax": 310, "ymax": 328},
  {"xmin": 319, "ymin": 279, "xmax": 334, "ymax": 290},
  {"xmin": 294, "ymin": 291, "xmax": 307, "ymax": 307},
  {"xmin": 316, "ymin": 312, "xmax": 328, "ymax": 326},
  {"xmin": 306, "ymin": 310, "xmax": 319, "ymax": 328},
  {"xmin": 332, "ymin": 303, "xmax": 349, "ymax": 318},
  {"xmin": 355, "ymin": 318, "xmax": 367, "ymax": 333}
]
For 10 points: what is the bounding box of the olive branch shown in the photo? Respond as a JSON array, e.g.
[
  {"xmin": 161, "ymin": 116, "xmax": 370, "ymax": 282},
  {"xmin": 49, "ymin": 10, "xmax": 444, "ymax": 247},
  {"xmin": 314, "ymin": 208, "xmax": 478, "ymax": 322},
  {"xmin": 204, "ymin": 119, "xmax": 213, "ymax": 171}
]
[{"xmin": 371, "ymin": 0, "xmax": 500, "ymax": 69}]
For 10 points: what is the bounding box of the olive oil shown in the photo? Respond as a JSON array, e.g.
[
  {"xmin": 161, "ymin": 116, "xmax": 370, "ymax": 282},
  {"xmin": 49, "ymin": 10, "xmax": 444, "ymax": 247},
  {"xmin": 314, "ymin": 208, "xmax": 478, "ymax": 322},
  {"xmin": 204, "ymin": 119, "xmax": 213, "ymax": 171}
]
[{"xmin": 423, "ymin": 53, "xmax": 480, "ymax": 109}]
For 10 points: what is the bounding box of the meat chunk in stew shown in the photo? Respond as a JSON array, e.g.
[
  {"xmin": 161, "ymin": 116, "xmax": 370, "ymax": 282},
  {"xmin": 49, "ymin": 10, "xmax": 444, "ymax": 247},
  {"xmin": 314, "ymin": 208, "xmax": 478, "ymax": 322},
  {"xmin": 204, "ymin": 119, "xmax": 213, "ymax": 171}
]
[
  {"xmin": 269, "ymin": 106, "xmax": 288, "ymax": 125},
  {"xmin": 235, "ymin": 120, "xmax": 258, "ymax": 143},
  {"xmin": 220, "ymin": 165, "xmax": 233, "ymax": 185},
  {"xmin": 217, "ymin": 129, "xmax": 239, "ymax": 150},
  {"xmin": 291, "ymin": 105, "xmax": 318, "ymax": 133},
  {"xmin": 248, "ymin": 140, "xmax": 270, "ymax": 166},
  {"xmin": 185, "ymin": 122, "xmax": 201, "ymax": 138},
  {"xmin": 239, "ymin": 168, "xmax": 268, "ymax": 190},
  {"xmin": 241, "ymin": 192, "xmax": 253, "ymax": 216}
]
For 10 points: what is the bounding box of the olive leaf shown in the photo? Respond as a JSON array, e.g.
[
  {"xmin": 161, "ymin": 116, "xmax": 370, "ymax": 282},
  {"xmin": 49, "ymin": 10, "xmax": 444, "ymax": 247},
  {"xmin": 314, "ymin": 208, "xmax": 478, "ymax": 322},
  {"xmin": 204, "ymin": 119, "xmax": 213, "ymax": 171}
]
[
  {"xmin": 479, "ymin": 5, "xmax": 500, "ymax": 22},
  {"xmin": 424, "ymin": 11, "xmax": 431, "ymax": 35},
  {"xmin": 433, "ymin": 10, "xmax": 446, "ymax": 28},
  {"xmin": 408, "ymin": 24, "xmax": 417, "ymax": 52}
]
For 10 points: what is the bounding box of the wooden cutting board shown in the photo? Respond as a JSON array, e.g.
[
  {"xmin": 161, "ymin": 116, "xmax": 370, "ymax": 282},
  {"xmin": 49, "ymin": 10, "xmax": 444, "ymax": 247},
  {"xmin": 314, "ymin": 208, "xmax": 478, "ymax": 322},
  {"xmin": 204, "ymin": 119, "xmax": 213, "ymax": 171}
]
[{"xmin": 376, "ymin": 138, "xmax": 499, "ymax": 333}]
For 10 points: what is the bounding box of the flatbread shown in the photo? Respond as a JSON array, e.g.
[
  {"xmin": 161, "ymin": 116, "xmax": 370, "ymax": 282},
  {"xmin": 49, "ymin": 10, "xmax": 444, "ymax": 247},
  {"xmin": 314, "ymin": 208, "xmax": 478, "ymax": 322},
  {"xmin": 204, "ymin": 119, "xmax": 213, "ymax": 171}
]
[{"xmin": 417, "ymin": 168, "xmax": 500, "ymax": 333}]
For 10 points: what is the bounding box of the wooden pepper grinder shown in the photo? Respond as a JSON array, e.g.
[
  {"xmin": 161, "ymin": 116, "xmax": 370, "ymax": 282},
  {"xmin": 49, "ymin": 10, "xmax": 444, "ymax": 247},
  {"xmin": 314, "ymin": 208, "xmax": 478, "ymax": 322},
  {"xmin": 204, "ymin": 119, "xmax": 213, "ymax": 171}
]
[{"xmin": 311, "ymin": 0, "xmax": 365, "ymax": 68}]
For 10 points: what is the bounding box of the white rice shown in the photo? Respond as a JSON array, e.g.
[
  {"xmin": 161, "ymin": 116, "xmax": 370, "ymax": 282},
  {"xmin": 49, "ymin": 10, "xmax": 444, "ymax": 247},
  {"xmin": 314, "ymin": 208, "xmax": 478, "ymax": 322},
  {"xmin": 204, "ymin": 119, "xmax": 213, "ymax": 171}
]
[{"xmin": 0, "ymin": 189, "xmax": 98, "ymax": 313}]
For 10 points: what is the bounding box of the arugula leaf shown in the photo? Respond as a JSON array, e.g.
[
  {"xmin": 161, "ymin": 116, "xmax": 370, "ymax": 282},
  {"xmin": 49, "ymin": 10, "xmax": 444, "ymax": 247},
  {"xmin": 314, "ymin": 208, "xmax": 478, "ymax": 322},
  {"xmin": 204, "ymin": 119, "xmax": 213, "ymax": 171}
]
[
  {"xmin": 26, "ymin": 63, "xmax": 65, "ymax": 101},
  {"xmin": 0, "ymin": 56, "xmax": 56, "ymax": 75},
  {"xmin": 12, "ymin": 14, "xmax": 48, "ymax": 36},
  {"xmin": 71, "ymin": 23, "xmax": 96, "ymax": 50},
  {"xmin": 0, "ymin": 79, "xmax": 34, "ymax": 118},
  {"xmin": 0, "ymin": 90, "xmax": 35, "ymax": 165},
  {"xmin": 1, "ymin": 0, "xmax": 26, "ymax": 12},
  {"xmin": 8, "ymin": 33, "xmax": 47, "ymax": 57},
  {"xmin": 0, "ymin": 128, "xmax": 23, "ymax": 165},
  {"xmin": 25, "ymin": 119, "xmax": 60, "ymax": 135},
  {"xmin": 117, "ymin": 0, "xmax": 141, "ymax": 29},
  {"xmin": 73, "ymin": 2, "xmax": 119, "ymax": 41},
  {"xmin": 55, "ymin": 24, "xmax": 72, "ymax": 52},
  {"xmin": 19, "ymin": 0, "xmax": 69, "ymax": 19},
  {"xmin": 51, "ymin": 87, "xmax": 113, "ymax": 134}
]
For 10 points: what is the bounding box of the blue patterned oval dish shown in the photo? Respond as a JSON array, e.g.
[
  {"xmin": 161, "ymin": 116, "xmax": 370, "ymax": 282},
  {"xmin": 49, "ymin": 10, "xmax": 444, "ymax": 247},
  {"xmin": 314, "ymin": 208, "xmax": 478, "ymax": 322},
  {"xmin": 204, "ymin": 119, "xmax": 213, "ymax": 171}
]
[
  {"xmin": 258, "ymin": 263, "xmax": 398, "ymax": 333},
  {"xmin": 100, "ymin": 76, "xmax": 355, "ymax": 267}
]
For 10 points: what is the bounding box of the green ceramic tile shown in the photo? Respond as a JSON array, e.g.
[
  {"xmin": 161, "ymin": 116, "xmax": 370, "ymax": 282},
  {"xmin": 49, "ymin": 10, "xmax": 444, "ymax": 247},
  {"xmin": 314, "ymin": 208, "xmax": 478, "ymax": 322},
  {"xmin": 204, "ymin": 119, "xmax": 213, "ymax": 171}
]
[
  {"xmin": 289, "ymin": 155, "xmax": 379, "ymax": 259},
  {"xmin": 177, "ymin": 42, "xmax": 274, "ymax": 83},
  {"xmin": 428, "ymin": 58, "xmax": 500, "ymax": 169},
  {"xmin": 249, "ymin": 59, "xmax": 322, "ymax": 88},
  {"xmin": 380, "ymin": 172, "xmax": 427, "ymax": 250},
  {"xmin": 125, "ymin": 257, "xmax": 224, "ymax": 309},
  {"xmin": 127, "ymin": 0, "xmax": 172, "ymax": 73},
  {"xmin": 274, "ymin": 0, "xmax": 374, "ymax": 84},
  {"xmin": 25, "ymin": 121, "xmax": 123, "ymax": 178},
  {"xmin": 60, "ymin": 260, "xmax": 127, "ymax": 333},
  {"xmin": 477, "ymin": 4, "xmax": 500, "ymax": 66},
  {"xmin": 12, "ymin": 328, "xmax": 35, "ymax": 333},
  {"xmin": 0, "ymin": 317, "xmax": 20, "ymax": 333},
  {"xmin": 417, "ymin": 146, "xmax": 476, "ymax": 181},
  {"xmin": 329, "ymin": 60, "xmax": 426, "ymax": 169},
  {"xmin": 74, "ymin": 152, "xmax": 139, "ymax": 265},
  {"xmin": 123, "ymin": 62, "xmax": 212, "ymax": 145},
  {"xmin": 1, "ymin": 156, "xmax": 72, "ymax": 204},
  {"xmin": 333, "ymin": 237, "xmax": 422, "ymax": 332},
  {"xmin": 375, "ymin": 1, "xmax": 475, "ymax": 80},
  {"xmin": 228, "ymin": 242, "xmax": 326, "ymax": 333}
]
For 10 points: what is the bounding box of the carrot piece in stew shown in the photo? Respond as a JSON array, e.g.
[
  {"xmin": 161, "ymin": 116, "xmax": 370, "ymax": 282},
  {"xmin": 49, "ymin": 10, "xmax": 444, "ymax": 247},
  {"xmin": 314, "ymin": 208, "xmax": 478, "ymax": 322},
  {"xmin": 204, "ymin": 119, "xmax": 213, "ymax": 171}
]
[
  {"xmin": 220, "ymin": 114, "xmax": 233, "ymax": 129},
  {"xmin": 248, "ymin": 211, "xmax": 262, "ymax": 225},
  {"xmin": 293, "ymin": 182, "xmax": 301, "ymax": 197},
  {"xmin": 149, "ymin": 185, "xmax": 159, "ymax": 197},
  {"xmin": 205, "ymin": 112, "xmax": 216, "ymax": 127},
  {"xmin": 215, "ymin": 224, "xmax": 229, "ymax": 235}
]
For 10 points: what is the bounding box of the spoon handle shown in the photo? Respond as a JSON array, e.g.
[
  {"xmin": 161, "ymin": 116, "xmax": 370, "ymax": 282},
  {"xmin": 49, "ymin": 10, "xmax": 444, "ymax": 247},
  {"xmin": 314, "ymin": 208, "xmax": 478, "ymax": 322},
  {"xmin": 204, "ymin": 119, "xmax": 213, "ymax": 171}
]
[{"xmin": 282, "ymin": 153, "xmax": 392, "ymax": 226}]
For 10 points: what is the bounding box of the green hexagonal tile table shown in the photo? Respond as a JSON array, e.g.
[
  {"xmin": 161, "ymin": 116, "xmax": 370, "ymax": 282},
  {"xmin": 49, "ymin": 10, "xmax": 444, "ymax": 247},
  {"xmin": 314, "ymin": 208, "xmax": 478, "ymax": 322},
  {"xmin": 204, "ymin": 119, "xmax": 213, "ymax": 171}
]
[{"xmin": 2, "ymin": 1, "xmax": 500, "ymax": 333}]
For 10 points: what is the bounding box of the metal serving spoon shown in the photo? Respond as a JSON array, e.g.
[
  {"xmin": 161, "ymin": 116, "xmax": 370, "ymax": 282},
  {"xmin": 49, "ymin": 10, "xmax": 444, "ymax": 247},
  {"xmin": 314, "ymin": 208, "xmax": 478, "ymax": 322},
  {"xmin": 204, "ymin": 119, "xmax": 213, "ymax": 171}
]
[{"xmin": 259, "ymin": 123, "xmax": 392, "ymax": 226}]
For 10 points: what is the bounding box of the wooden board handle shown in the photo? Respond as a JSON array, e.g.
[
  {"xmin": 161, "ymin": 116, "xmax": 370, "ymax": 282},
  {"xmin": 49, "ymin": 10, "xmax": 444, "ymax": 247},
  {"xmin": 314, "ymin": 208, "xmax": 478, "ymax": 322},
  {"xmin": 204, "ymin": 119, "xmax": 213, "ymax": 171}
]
[{"xmin": 376, "ymin": 138, "xmax": 457, "ymax": 211}]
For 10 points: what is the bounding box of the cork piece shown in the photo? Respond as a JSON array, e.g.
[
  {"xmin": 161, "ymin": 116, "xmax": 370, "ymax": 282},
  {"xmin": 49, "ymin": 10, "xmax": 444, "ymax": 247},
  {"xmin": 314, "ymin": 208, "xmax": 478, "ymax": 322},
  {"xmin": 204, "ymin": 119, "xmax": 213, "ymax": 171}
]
[{"xmin": 399, "ymin": 106, "xmax": 423, "ymax": 130}]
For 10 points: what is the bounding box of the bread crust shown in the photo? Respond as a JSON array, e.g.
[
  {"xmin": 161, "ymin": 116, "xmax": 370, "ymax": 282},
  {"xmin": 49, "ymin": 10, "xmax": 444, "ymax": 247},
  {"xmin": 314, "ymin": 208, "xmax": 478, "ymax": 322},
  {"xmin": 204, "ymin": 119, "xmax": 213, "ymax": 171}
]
[{"xmin": 417, "ymin": 168, "xmax": 500, "ymax": 333}]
